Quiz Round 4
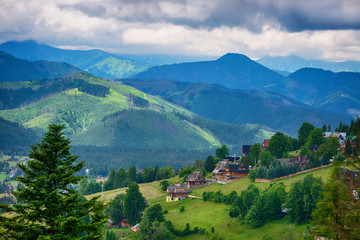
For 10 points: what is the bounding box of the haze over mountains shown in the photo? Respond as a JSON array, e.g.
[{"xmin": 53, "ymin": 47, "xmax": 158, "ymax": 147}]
[
  {"xmin": 258, "ymin": 55, "xmax": 360, "ymax": 73},
  {"xmin": 0, "ymin": 39, "xmax": 359, "ymax": 169},
  {"xmin": 0, "ymin": 40, "xmax": 151, "ymax": 79}
]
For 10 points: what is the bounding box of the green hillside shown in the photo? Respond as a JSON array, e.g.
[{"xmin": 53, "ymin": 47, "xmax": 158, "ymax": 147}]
[
  {"xmin": 0, "ymin": 117, "xmax": 40, "ymax": 155},
  {"xmin": 96, "ymin": 165, "xmax": 333, "ymax": 239},
  {"xmin": 71, "ymin": 110, "xmax": 220, "ymax": 149},
  {"xmin": 0, "ymin": 51, "xmax": 82, "ymax": 82},
  {"xmin": 0, "ymin": 73, "xmax": 271, "ymax": 169},
  {"xmin": 122, "ymin": 79, "xmax": 344, "ymax": 136}
]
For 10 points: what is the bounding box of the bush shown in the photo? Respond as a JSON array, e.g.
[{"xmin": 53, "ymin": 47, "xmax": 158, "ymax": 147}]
[
  {"xmin": 248, "ymin": 168, "xmax": 259, "ymax": 182},
  {"xmin": 180, "ymin": 206, "xmax": 185, "ymax": 212},
  {"xmin": 229, "ymin": 204, "xmax": 240, "ymax": 218}
]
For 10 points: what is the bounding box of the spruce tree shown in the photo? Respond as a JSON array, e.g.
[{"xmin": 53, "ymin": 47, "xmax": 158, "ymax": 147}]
[
  {"xmin": 124, "ymin": 182, "xmax": 146, "ymax": 225},
  {"xmin": 0, "ymin": 124, "xmax": 106, "ymax": 240}
]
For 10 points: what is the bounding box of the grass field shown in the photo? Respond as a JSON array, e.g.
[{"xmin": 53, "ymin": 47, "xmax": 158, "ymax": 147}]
[
  {"xmin": 88, "ymin": 166, "xmax": 333, "ymax": 239},
  {"xmin": 161, "ymin": 198, "xmax": 308, "ymax": 240},
  {"xmin": 84, "ymin": 176, "xmax": 182, "ymax": 203},
  {"xmin": 190, "ymin": 165, "xmax": 332, "ymax": 197},
  {"xmin": 0, "ymin": 173, "xmax": 7, "ymax": 181}
]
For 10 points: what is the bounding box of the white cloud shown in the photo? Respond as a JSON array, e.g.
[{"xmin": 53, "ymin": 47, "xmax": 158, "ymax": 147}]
[{"xmin": 0, "ymin": 0, "xmax": 360, "ymax": 61}]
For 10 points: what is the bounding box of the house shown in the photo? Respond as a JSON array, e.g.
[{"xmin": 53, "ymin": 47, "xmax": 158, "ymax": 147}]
[
  {"xmin": 130, "ymin": 223, "xmax": 140, "ymax": 233},
  {"xmin": 226, "ymin": 163, "xmax": 250, "ymax": 180},
  {"xmin": 212, "ymin": 160, "xmax": 230, "ymax": 180},
  {"xmin": 261, "ymin": 139, "xmax": 270, "ymax": 151},
  {"xmin": 166, "ymin": 184, "xmax": 189, "ymax": 202},
  {"xmin": 324, "ymin": 132, "xmax": 347, "ymax": 149},
  {"xmin": 242, "ymin": 145, "xmax": 252, "ymax": 157},
  {"xmin": 120, "ymin": 219, "xmax": 130, "ymax": 228},
  {"xmin": 186, "ymin": 171, "xmax": 207, "ymax": 189},
  {"xmin": 213, "ymin": 160, "xmax": 250, "ymax": 180}
]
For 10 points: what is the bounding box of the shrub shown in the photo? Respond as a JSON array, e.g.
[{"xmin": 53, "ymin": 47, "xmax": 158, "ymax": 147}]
[{"xmin": 180, "ymin": 205, "xmax": 185, "ymax": 212}]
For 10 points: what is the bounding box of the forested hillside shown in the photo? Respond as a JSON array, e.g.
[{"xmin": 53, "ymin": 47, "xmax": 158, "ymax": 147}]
[
  {"xmin": 0, "ymin": 73, "xmax": 270, "ymax": 172},
  {"xmin": 122, "ymin": 79, "xmax": 344, "ymax": 136},
  {"xmin": 0, "ymin": 40, "xmax": 152, "ymax": 78},
  {"xmin": 0, "ymin": 51, "xmax": 81, "ymax": 82}
]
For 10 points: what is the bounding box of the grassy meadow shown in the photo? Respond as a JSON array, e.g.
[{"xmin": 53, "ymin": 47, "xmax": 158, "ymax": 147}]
[{"xmin": 92, "ymin": 165, "xmax": 333, "ymax": 239}]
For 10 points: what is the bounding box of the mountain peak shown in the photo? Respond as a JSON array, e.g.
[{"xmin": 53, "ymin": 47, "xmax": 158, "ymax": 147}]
[{"xmin": 216, "ymin": 53, "xmax": 251, "ymax": 63}]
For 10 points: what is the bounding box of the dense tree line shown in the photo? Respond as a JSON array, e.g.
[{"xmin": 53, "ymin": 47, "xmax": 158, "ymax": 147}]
[
  {"xmin": 250, "ymin": 161, "xmax": 301, "ymax": 180},
  {"xmin": 72, "ymin": 145, "xmax": 212, "ymax": 175},
  {"xmin": 0, "ymin": 77, "xmax": 109, "ymax": 110},
  {"xmin": 78, "ymin": 82, "xmax": 109, "ymax": 97},
  {"xmin": 79, "ymin": 165, "xmax": 174, "ymax": 195}
]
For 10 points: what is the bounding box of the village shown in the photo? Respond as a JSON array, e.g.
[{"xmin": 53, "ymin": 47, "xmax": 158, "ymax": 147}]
[
  {"xmin": 99, "ymin": 129, "xmax": 359, "ymax": 236},
  {"xmin": 1, "ymin": 127, "xmax": 359, "ymax": 239}
]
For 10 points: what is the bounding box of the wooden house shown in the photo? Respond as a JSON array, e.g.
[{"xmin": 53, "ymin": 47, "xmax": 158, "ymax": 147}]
[
  {"xmin": 166, "ymin": 184, "xmax": 189, "ymax": 202},
  {"xmin": 212, "ymin": 160, "xmax": 230, "ymax": 180},
  {"xmin": 186, "ymin": 171, "xmax": 207, "ymax": 189},
  {"xmin": 226, "ymin": 163, "xmax": 250, "ymax": 180},
  {"xmin": 213, "ymin": 160, "xmax": 250, "ymax": 180}
]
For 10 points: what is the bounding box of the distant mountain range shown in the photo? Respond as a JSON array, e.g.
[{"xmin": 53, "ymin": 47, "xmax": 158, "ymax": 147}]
[
  {"xmin": 1, "ymin": 39, "xmax": 359, "ymax": 170},
  {"xmin": 121, "ymin": 78, "xmax": 344, "ymax": 136},
  {"xmin": 257, "ymin": 55, "xmax": 360, "ymax": 73},
  {"xmin": 136, "ymin": 53, "xmax": 284, "ymax": 89},
  {"xmin": 0, "ymin": 40, "xmax": 151, "ymax": 79},
  {"xmin": 0, "ymin": 51, "xmax": 81, "ymax": 82},
  {"xmin": 265, "ymin": 68, "xmax": 360, "ymax": 117}
]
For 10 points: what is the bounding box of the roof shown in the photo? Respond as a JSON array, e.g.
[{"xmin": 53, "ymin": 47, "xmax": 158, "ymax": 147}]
[
  {"xmin": 187, "ymin": 171, "xmax": 205, "ymax": 182},
  {"xmin": 228, "ymin": 164, "xmax": 250, "ymax": 173},
  {"xmin": 214, "ymin": 160, "xmax": 229, "ymax": 171},
  {"xmin": 167, "ymin": 184, "xmax": 189, "ymax": 193}
]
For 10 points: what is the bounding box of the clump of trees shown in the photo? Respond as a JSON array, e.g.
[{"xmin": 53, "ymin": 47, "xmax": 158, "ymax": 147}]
[
  {"xmin": 105, "ymin": 182, "xmax": 146, "ymax": 226},
  {"xmin": 79, "ymin": 164, "xmax": 174, "ymax": 195},
  {"xmin": 311, "ymin": 118, "xmax": 360, "ymax": 240},
  {"xmin": 0, "ymin": 124, "xmax": 107, "ymax": 239}
]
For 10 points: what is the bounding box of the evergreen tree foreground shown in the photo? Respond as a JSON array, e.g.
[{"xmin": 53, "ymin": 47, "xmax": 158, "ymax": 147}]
[{"xmin": 0, "ymin": 124, "xmax": 106, "ymax": 239}]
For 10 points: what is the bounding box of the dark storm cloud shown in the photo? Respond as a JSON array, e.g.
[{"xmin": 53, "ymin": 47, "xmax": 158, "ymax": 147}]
[{"xmin": 59, "ymin": 0, "xmax": 360, "ymax": 32}]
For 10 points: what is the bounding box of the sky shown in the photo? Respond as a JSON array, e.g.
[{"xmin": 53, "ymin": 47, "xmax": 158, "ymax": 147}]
[{"xmin": 1, "ymin": 0, "xmax": 360, "ymax": 61}]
